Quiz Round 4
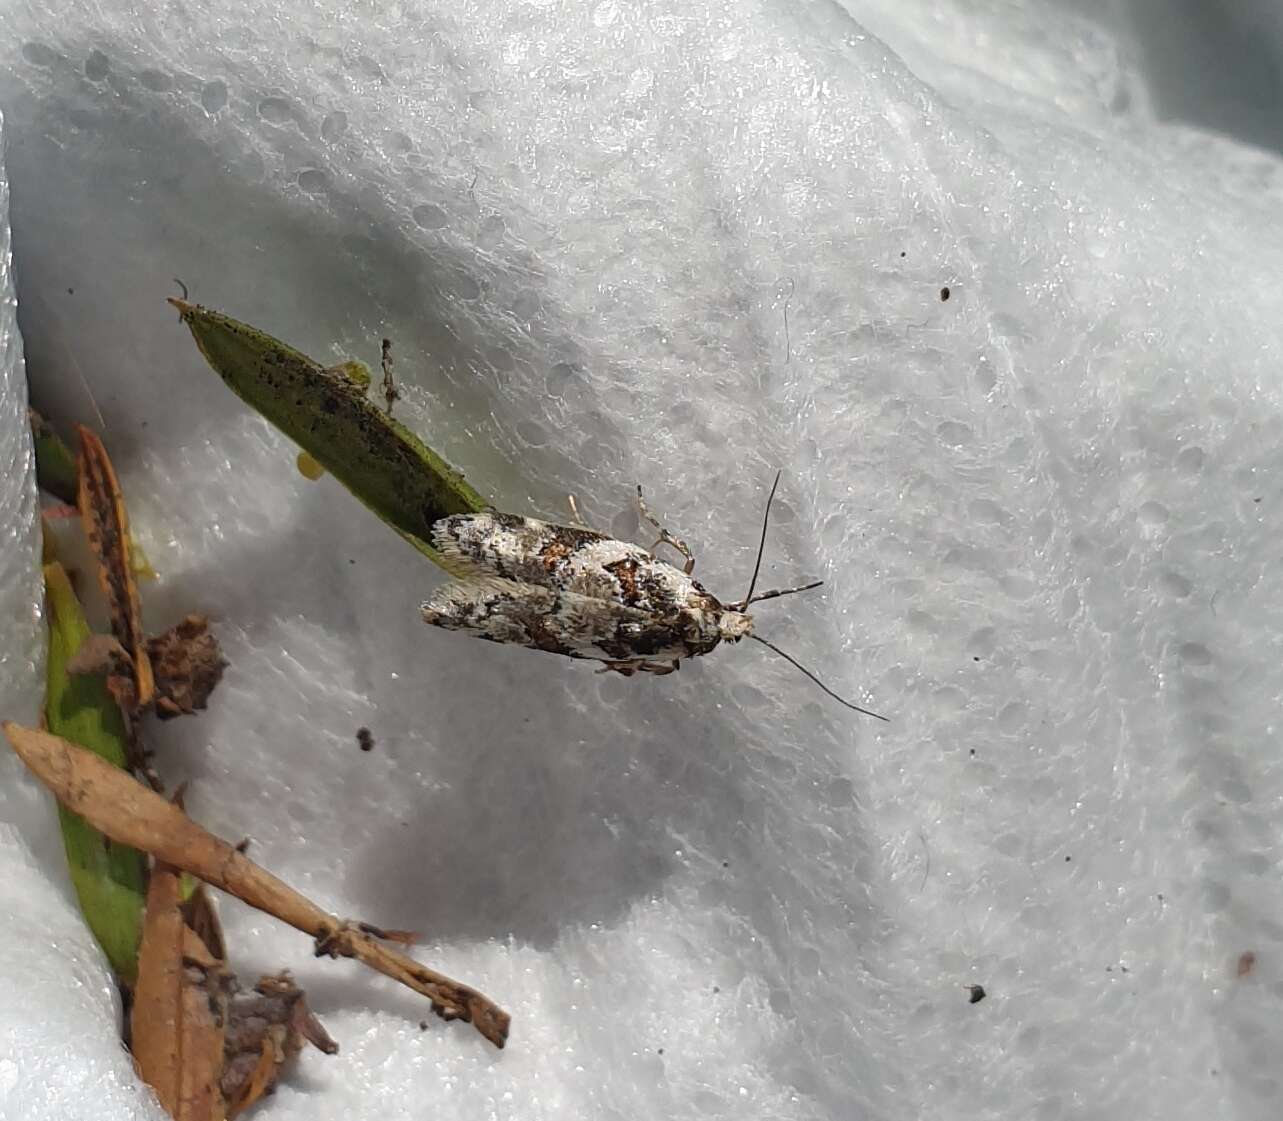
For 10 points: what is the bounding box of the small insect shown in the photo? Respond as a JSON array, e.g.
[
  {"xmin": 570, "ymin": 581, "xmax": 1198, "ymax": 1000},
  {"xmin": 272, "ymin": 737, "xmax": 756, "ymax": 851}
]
[{"xmin": 420, "ymin": 473, "xmax": 887, "ymax": 719}]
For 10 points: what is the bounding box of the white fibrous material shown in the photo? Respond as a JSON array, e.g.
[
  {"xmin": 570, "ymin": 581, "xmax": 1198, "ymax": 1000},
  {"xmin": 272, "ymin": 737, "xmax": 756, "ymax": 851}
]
[{"xmin": 1, "ymin": 1, "xmax": 1283, "ymax": 1118}]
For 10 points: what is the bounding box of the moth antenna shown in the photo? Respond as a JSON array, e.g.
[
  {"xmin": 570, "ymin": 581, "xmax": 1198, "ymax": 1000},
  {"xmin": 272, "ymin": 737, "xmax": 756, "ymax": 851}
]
[
  {"xmin": 741, "ymin": 470, "xmax": 782, "ymax": 607},
  {"xmin": 749, "ymin": 634, "xmax": 889, "ymax": 721},
  {"xmin": 747, "ymin": 579, "xmax": 824, "ymax": 607}
]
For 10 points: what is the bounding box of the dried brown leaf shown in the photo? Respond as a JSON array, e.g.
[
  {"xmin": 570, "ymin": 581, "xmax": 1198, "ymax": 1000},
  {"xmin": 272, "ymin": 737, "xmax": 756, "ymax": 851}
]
[
  {"xmin": 76, "ymin": 426, "xmax": 154, "ymax": 711},
  {"xmin": 3, "ymin": 723, "xmax": 510, "ymax": 1048},
  {"xmin": 182, "ymin": 885, "xmax": 228, "ymax": 964},
  {"xmin": 132, "ymin": 861, "xmax": 228, "ymax": 1121},
  {"xmin": 147, "ymin": 615, "xmax": 228, "ymax": 719}
]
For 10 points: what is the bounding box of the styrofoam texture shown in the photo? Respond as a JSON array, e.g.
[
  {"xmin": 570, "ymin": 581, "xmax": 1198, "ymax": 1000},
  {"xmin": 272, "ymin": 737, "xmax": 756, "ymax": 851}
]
[{"xmin": 0, "ymin": 1, "xmax": 1281, "ymax": 1119}]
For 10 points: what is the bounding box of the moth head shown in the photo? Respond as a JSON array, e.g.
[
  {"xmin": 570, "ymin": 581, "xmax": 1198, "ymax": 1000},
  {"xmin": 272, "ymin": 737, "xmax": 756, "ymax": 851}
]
[{"xmin": 718, "ymin": 610, "xmax": 754, "ymax": 643}]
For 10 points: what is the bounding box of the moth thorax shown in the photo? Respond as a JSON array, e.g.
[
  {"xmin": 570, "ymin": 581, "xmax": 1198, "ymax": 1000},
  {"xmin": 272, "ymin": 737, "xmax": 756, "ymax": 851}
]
[{"xmin": 718, "ymin": 611, "xmax": 753, "ymax": 643}]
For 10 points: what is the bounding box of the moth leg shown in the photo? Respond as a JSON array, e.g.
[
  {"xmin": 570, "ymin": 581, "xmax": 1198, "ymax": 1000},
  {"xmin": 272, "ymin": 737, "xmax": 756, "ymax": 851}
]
[
  {"xmin": 596, "ymin": 659, "xmax": 641, "ymax": 676},
  {"xmin": 638, "ymin": 659, "xmax": 680, "ymax": 676},
  {"xmin": 636, "ymin": 485, "xmax": 696, "ymax": 575}
]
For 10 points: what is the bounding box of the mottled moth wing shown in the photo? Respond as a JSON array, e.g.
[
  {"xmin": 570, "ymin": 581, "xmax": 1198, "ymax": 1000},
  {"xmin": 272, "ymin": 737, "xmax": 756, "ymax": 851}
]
[
  {"xmin": 421, "ymin": 578, "xmax": 696, "ymax": 664},
  {"xmin": 431, "ymin": 512, "xmax": 700, "ymax": 614},
  {"xmin": 431, "ymin": 512, "xmax": 608, "ymax": 582}
]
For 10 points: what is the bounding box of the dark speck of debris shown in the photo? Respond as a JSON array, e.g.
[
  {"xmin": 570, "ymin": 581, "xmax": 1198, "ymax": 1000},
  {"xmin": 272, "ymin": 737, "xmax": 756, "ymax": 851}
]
[
  {"xmin": 940, "ymin": 286, "xmax": 951, "ymax": 301},
  {"xmin": 722, "ymin": 861, "xmax": 729, "ymax": 868},
  {"xmin": 967, "ymin": 984, "xmax": 986, "ymax": 1004},
  {"xmin": 1253, "ymin": 497, "xmax": 1262, "ymax": 503},
  {"xmin": 357, "ymin": 727, "xmax": 374, "ymax": 752},
  {"xmin": 1237, "ymin": 951, "xmax": 1256, "ymax": 978},
  {"xmin": 1065, "ymin": 855, "xmax": 1072, "ymax": 862},
  {"xmin": 899, "ymin": 251, "xmax": 906, "ymax": 258},
  {"xmin": 349, "ymin": 558, "xmax": 356, "ymax": 565},
  {"xmin": 419, "ymin": 1020, "xmax": 428, "ymax": 1031},
  {"xmin": 67, "ymin": 287, "xmax": 74, "ymax": 295},
  {"xmin": 969, "ymin": 748, "xmax": 976, "ymax": 756},
  {"xmin": 658, "ymin": 1047, "xmax": 664, "ymax": 1055},
  {"xmin": 712, "ymin": 986, "xmax": 720, "ymax": 994},
  {"xmin": 235, "ymin": 837, "xmax": 251, "ymax": 854},
  {"xmin": 972, "ymin": 655, "xmax": 980, "ymax": 662}
]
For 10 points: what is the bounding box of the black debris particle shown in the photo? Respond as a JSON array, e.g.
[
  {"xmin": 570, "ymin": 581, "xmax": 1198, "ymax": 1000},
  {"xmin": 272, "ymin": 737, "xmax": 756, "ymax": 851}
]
[
  {"xmin": 357, "ymin": 726, "xmax": 374, "ymax": 752},
  {"xmin": 940, "ymin": 286, "xmax": 951, "ymax": 301},
  {"xmin": 967, "ymin": 984, "xmax": 986, "ymax": 1004}
]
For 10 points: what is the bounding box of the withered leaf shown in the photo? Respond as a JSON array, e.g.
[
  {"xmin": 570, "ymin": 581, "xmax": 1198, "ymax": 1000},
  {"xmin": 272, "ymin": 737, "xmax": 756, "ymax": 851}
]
[
  {"xmin": 223, "ymin": 973, "xmax": 337, "ymax": 1118},
  {"xmin": 132, "ymin": 860, "xmax": 229, "ymax": 1121},
  {"xmin": 3, "ymin": 723, "xmax": 510, "ymax": 1048},
  {"xmin": 147, "ymin": 615, "xmax": 228, "ymax": 719},
  {"xmin": 182, "ymin": 884, "xmax": 228, "ymax": 964},
  {"xmin": 76, "ymin": 425, "xmax": 155, "ymax": 711}
]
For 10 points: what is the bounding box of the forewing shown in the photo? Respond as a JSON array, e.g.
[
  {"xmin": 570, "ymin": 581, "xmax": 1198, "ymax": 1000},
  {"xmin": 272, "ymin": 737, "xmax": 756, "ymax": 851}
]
[
  {"xmin": 431, "ymin": 511, "xmax": 697, "ymax": 614},
  {"xmin": 431, "ymin": 512, "xmax": 608, "ymax": 583},
  {"xmin": 421, "ymin": 578, "xmax": 694, "ymax": 663}
]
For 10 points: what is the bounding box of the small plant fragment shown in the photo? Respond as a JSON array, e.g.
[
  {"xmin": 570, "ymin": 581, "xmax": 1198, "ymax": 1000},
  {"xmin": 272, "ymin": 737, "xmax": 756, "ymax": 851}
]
[
  {"xmin": 168, "ymin": 298, "xmax": 486, "ymax": 568},
  {"xmin": 356, "ymin": 726, "xmax": 374, "ymax": 752},
  {"xmin": 421, "ymin": 472, "xmax": 888, "ymax": 719},
  {"xmin": 43, "ymin": 561, "xmax": 148, "ymax": 980},
  {"xmin": 380, "ymin": 337, "xmax": 401, "ymax": 416},
  {"xmin": 223, "ymin": 974, "xmax": 337, "ymax": 1118},
  {"xmin": 147, "ymin": 615, "xmax": 228, "ymax": 719},
  {"xmin": 29, "ymin": 407, "xmax": 79, "ymax": 503},
  {"xmin": 77, "ymin": 424, "xmax": 155, "ymax": 711},
  {"xmin": 3, "ymin": 723, "xmax": 511, "ymax": 1048},
  {"xmin": 967, "ymin": 984, "xmax": 986, "ymax": 1004}
]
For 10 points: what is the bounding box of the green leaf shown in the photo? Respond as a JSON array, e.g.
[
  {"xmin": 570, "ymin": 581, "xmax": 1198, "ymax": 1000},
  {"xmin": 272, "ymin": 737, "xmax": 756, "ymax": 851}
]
[
  {"xmin": 168, "ymin": 300, "xmax": 487, "ymax": 568},
  {"xmin": 29, "ymin": 409, "xmax": 78, "ymax": 504},
  {"xmin": 44, "ymin": 561, "xmax": 147, "ymax": 982}
]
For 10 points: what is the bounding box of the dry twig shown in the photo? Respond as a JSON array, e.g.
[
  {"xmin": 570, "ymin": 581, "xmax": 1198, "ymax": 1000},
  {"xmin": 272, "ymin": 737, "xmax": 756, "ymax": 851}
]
[{"xmin": 3, "ymin": 723, "xmax": 509, "ymax": 1048}]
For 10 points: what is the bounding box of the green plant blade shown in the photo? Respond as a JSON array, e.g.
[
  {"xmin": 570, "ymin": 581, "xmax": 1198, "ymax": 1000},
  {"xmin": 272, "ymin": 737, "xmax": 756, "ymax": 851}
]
[
  {"xmin": 29, "ymin": 409, "xmax": 78, "ymax": 504},
  {"xmin": 44, "ymin": 561, "xmax": 147, "ymax": 982},
  {"xmin": 169, "ymin": 300, "xmax": 487, "ymax": 567}
]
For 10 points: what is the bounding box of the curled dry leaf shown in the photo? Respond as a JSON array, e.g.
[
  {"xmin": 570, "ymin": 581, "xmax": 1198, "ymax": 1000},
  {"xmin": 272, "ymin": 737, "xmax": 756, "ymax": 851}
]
[
  {"xmin": 76, "ymin": 425, "xmax": 154, "ymax": 711},
  {"xmin": 147, "ymin": 615, "xmax": 228, "ymax": 719},
  {"xmin": 132, "ymin": 860, "xmax": 229, "ymax": 1121},
  {"xmin": 3, "ymin": 723, "xmax": 510, "ymax": 1048}
]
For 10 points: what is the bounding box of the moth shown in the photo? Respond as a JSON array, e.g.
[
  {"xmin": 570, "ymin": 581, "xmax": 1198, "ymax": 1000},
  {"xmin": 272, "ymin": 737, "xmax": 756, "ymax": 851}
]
[{"xmin": 420, "ymin": 473, "xmax": 887, "ymax": 719}]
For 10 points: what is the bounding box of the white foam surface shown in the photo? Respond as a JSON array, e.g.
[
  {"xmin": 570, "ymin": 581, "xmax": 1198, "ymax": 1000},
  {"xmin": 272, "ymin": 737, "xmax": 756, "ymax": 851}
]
[{"xmin": 2, "ymin": 2, "xmax": 1283, "ymax": 1118}]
